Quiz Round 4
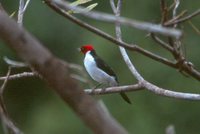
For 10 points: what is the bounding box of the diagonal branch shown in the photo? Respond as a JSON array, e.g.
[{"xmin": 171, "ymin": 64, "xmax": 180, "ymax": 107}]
[
  {"xmin": 0, "ymin": 72, "xmax": 37, "ymax": 80},
  {"xmin": 150, "ymin": 33, "xmax": 174, "ymax": 52},
  {"xmin": 45, "ymin": 0, "xmax": 182, "ymax": 38}
]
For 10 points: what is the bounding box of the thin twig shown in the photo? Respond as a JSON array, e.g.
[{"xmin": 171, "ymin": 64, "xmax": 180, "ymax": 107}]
[
  {"xmin": 23, "ymin": 0, "xmax": 30, "ymax": 12},
  {"xmin": 189, "ymin": 21, "xmax": 200, "ymax": 35},
  {"xmin": 164, "ymin": 9, "xmax": 200, "ymax": 26},
  {"xmin": 0, "ymin": 67, "xmax": 23, "ymax": 134},
  {"xmin": 160, "ymin": 0, "xmax": 168, "ymax": 25},
  {"xmin": 0, "ymin": 67, "xmax": 11, "ymax": 134},
  {"xmin": 150, "ymin": 33, "xmax": 174, "ymax": 52},
  {"xmin": 165, "ymin": 10, "xmax": 187, "ymax": 25},
  {"xmin": 0, "ymin": 100, "xmax": 23, "ymax": 134},
  {"xmin": 17, "ymin": 0, "xmax": 31, "ymax": 26},
  {"xmin": 159, "ymin": 0, "xmax": 182, "ymax": 64},
  {"xmin": 172, "ymin": 0, "xmax": 180, "ymax": 28},
  {"xmin": 85, "ymin": 84, "xmax": 143, "ymax": 95},
  {"xmin": 0, "ymin": 67, "xmax": 11, "ymax": 93},
  {"xmin": 0, "ymin": 72, "xmax": 37, "ymax": 81},
  {"xmin": 110, "ymin": 0, "xmax": 117, "ymax": 13},
  {"xmin": 17, "ymin": 0, "xmax": 24, "ymax": 25}
]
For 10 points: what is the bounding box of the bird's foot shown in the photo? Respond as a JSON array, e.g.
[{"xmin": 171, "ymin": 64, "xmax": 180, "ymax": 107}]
[
  {"xmin": 92, "ymin": 83, "xmax": 102, "ymax": 89},
  {"xmin": 101, "ymin": 87, "xmax": 106, "ymax": 92},
  {"xmin": 91, "ymin": 83, "xmax": 102, "ymax": 94}
]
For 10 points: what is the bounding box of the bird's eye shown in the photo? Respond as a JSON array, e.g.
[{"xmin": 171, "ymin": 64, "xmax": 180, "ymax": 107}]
[{"xmin": 81, "ymin": 47, "xmax": 85, "ymax": 51}]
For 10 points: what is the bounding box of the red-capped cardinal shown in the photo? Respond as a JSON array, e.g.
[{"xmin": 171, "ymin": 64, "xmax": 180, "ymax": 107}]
[{"xmin": 79, "ymin": 45, "xmax": 131, "ymax": 104}]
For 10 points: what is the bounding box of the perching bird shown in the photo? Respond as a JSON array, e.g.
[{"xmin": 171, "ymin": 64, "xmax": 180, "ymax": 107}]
[{"xmin": 79, "ymin": 45, "xmax": 131, "ymax": 104}]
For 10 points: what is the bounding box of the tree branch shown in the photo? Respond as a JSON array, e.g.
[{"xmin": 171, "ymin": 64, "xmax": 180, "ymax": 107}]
[
  {"xmin": 150, "ymin": 33, "xmax": 174, "ymax": 52},
  {"xmin": 0, "ymin": 72, "xmax": 37, "ymax": 80},
  {"xmin": 45, "ymin": 0, "xmax": 182, "ymax": 38},
  {"xmin": 17, "ymin": 0, "xmax": 31, "ymax": 26},
  {"xmin": 172, "ymin": 0, "xmax": 180, "ymax": 27},
  {"xmin": 85, "ymin": 84, "xmax": 143, "ymax": 95}
]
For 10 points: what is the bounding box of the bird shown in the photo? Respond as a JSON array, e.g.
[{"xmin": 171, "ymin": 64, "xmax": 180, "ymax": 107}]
[{"xmin": 79, "ymin": 44, "xmax": 131, "ymax": 104}]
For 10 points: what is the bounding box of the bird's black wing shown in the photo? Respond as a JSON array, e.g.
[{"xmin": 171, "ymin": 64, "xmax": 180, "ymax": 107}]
[{"xmin": 90, "ymin": 50, "xmax": 118, "ymax": 82}]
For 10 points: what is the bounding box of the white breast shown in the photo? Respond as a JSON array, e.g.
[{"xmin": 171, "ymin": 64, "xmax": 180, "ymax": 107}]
[{"xmin": 84, "ymin": 51, "xmax": 117, "ymax": 86}]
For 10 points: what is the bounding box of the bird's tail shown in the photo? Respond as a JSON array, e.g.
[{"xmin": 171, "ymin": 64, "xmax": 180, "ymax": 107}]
[{"xmin": 119, "ymin": 92, "xmax": 131, "ymax": 104}]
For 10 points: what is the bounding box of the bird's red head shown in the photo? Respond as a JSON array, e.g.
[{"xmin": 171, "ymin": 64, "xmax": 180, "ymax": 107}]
[{"xmin": 80, "ymin": 45, "xmax": 94, "ymax": 54}]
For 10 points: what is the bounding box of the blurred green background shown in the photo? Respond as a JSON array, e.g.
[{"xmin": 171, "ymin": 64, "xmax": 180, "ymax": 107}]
[{"xmin": 0, "ymin": 0, "xmax": 200, "ymax": 134}]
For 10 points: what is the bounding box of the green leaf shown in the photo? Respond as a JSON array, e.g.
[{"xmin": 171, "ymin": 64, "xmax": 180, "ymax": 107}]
[
  {"xmin": 85, "ymin": 3, "xmax": 98, "ymax": 12},
  {"xmin": 72, "ymin": 3, "xmax": 98, "ymax": 13},
  {"xmin": 9, "ymin": 11, "xmax": 16, "ymax": 18},
  {"xmin": 70, "ymin": 0, "xmax": 92, "ymax": 6},
  {"xmin": 67, "ymin": 0, "xmax": 98, "ymax": 14}
]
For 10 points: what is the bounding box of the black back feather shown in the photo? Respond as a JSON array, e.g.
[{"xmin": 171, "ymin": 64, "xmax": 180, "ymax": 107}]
[{"xmin": 90, "ymin": 50, "xmax": 118, "ymax": 83}]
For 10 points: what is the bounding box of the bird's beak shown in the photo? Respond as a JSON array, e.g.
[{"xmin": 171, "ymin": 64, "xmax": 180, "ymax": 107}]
[{"xmin": 77, "ymin": 47, "xmax": 81, "ymax": 52}]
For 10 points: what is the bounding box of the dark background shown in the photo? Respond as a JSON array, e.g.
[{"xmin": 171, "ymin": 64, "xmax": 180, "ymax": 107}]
[{"xmin": 0, "ymin": 0, "xmax": 200, "ymax": 134}]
